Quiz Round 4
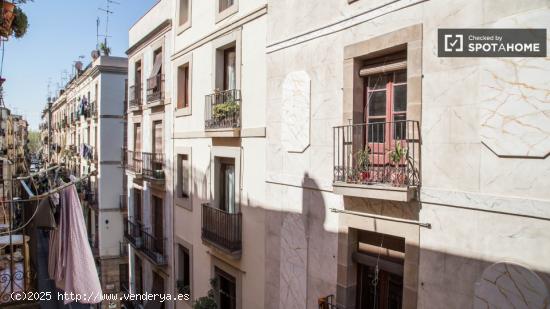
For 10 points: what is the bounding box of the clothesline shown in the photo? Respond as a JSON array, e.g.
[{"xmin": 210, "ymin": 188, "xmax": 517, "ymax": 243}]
[{"xmin": 1, "ymin": 171, "xmax": 97, "ymax": 204}]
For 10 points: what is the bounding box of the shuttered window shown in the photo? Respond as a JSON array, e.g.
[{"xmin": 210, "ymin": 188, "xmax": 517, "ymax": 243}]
[{"xmin": 153, "ymin": 121, "xmax": 163, "ymax": 153}]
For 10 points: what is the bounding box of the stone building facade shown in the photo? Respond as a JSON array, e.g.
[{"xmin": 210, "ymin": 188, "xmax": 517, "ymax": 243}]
[
  {"xmin": 125, "ymin": 0, "xmax": 550, "ymax": 308},
  {"xmin": 44, "ymin": 55, "xmax": 128, "ymax": 308}
]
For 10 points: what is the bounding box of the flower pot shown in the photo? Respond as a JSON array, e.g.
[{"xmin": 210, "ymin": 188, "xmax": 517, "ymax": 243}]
[{"xmin": 0, "ymin": 1, "xmax": 15, "ymax": 38}]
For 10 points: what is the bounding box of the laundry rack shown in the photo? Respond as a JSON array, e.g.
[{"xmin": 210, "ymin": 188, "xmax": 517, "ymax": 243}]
[{"xmin": 0, "ymin": 162, "xmax": 97, "ymax": 306}]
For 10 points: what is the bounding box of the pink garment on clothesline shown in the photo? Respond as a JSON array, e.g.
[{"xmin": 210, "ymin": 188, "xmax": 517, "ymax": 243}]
[{"xmin": 48, "ymin": 183, "xmax": 102, "ymax": 304}]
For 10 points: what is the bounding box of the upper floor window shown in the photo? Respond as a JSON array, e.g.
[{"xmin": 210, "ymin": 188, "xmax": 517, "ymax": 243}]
[
  {"xmin": 177, "ymin": 64, "xmax": 190, "ymax": 109},
  {"xmin": 215, "ymin": 0, "xmax": 238, "ymax": 22},
  {"xmin": 178, "ymin": 0, "xmax": 190, "ymax": 28},
  {"xmin": 219, "ymin": 0, "xmax": 234, "ymax": 12},
  {"xmin": 223, "ymin": 47, "xmax": 236, "ymax": 91}
]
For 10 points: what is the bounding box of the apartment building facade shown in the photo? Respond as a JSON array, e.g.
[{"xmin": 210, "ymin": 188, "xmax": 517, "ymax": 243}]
[
  {"xmin": 170, "ymin": 0, "xmax": 267, "ymax": 308},
  {"xmin": 265, "ymin": 0, "xmax": 550, "ymax": 309},
  {"xmin": 45, "ymin": 55, "xmax": 128, "ymax": 308},
  {"xmin": 124, "ymin": 0, "xmax": 174, "ymax": 306}
]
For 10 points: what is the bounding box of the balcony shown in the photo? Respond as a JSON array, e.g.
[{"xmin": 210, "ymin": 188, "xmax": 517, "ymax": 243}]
[
  {"xmin": 201, "ymin": 203, "xmax": 242, "ymax": 256},
  {"xmin": 141, "ymin": 229, "xmax": 167, "ymax": 266},
  {"xmin": 124, "ymin": 218, "xmax": 143, "ymax": 249},
  {"xmin": 332, "ymin": 120, "xmax": 420, "ymax": 202},
  {"xmin": 124, "ymin": 218, "xmax": 166, "ymax": 266},
  {"xmin": 128, "ymin": 84, "xmax": 142, "ymax": 111},
  {"xmin": 122, "ymin": 149, "xmax": 143, "ymax": 175},
  {"xmin": 204, "ymin": 89, "xmax": 241, "ymax": 135},
  {"xmin": 142, "ymin": 152, "xmax": 164, "ymax": 181},
  {"xmin": 146, "ymin": 74, "xmax": 164, "ymax": 104}
]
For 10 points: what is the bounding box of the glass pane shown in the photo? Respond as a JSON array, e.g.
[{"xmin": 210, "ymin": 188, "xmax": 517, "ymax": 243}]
[
  {"xmin": 394, "ymin": 70, "xmax": 407, "ymax": 83},
  {"xmin": 224, "ymin": 48, "xmax": 236, "ymax": 90},
  {"xmin": 393, "ymin": 84, "xmax": 407, "ymax": 112},
  {"xmin": 367, "ymin": 118, "xmax": 385, "ymax": 143},
  {"xmin": 393, "ymin": 114, "xmax": 407, "ymax": 140},
  {"xmin": 368, "ymin": 91, "xmax": 386, "ymax": 116},
  {"xmin": 224, "ymin": 164, "xmax": 235, "ymax": 213},
  {"xmin": 368, "ymin": 74, "xmax": 387, "ymax": 90}
]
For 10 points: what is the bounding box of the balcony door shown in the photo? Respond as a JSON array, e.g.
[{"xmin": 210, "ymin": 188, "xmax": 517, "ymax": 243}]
[
  {"xmin": 152, "ymin": 195, "xmax": 164, "ymax": 254},
  {"xmin": 223, "ymin": 47, "xmax": 236, "ymax": 91},
  {"xmin": 215, "ymin": 267, "xmax": 236, "ymax": 309},
  {"xmin": 219, "ymin": 158, "xmax": 235, "ymax": 213},
  {"xmin": 363, "ymin": 69, "xmax": 407, "ymax": 172}
]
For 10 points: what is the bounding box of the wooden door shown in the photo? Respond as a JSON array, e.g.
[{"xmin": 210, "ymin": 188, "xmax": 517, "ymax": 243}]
[{"xmin": 364, "ymin": 70, "xmax": 407, "ymax": 175}]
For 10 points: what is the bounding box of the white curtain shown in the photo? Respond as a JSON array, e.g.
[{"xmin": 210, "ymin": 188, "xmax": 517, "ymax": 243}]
[{"xmin": 224, "ymin": 164, "xmax": 235, "ymax": 213}]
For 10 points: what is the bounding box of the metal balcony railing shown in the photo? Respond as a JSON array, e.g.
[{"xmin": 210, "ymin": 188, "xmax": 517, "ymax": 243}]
[
  {"xmin": 122, "ymin": 149, "xmax": 143, "ymax": 175},
  {"xmin": 129, "ymin": 84, "xmax": 142, "ymax": 109},
  {"xmin": 205, "ymin": 89, "xmax": 241, "ymax": 130},
  {"xmin": 333, "ymin": 120, "xmax": 421, "ymax": 188},
  {"xmin": 318, "ymin": 295, "xmax": 341, "ymax": 309},
  {"xmin": 201, "ymin": 203, "xmax": 242, "ymax": 255},
  {"xmin": 142, "ymin": 152, "xmax": 164, "ymax": 180},
  {"xmin": 141, "ymin": 229, "xmax": 167, "ymax": 266},
  {"xmin": 124, "ymin": 218, "xmax": 143, "ymax": 249},
  {"xmin": 146, "ymin": 74, "xmax": 164, "ymax": 103}
]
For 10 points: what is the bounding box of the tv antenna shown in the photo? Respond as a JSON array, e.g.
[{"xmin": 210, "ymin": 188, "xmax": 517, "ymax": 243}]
[{"xmin": 98, "ymin": 0, "xmax": 119, "ymax": 48}]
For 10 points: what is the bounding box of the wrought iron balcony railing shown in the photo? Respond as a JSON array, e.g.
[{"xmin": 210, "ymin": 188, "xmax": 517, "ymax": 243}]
[
  {"xmin": 205, "ymin": 89, "xmax": 241, "ymax": 130},
  {"xmin": 122, "ymin": 149, "xmax": 143, "ymax": 175},
  {"xmin": 141, "ymin": 229, "xmax": 167, "ymax": 266},
  {"xmin": 142, "ymin": 152, "xmax": 164, "ymax": 180},
  {"xmin": 124, "ymin": 218, "xmax": 143, "ymax": 249},
  {"xmin": 318, "ymin": 295, "xmax": 341, "ymax": 309},
  {"xmin": 129, "ymin": 84, "xmax": 142, "ymax": 109},
  {"xmin": 201, "ymin": 203, "xmax": 242, "ymax": 255},
  {"xmin": 146, "ymin": 74, "xmax": 164, "ymax": 103},
  {"xmin": 333, "ymin": 120, "xmax": 421, "ymax": 188}
]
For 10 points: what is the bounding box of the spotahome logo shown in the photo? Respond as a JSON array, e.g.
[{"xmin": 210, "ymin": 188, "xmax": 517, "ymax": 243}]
[{"xmin": 438, "ymin": 29, "xmax": 546, "ymax": 57}]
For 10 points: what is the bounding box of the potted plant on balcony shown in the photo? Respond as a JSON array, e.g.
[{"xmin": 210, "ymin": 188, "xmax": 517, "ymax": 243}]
[
  {"xmin": 193, "ymin": 278, "xmax": 217, "ymax": 309},
  {"xmin": 0, "ymin": 1, "xmax": 16, "ymax": 37},
  {"xmin": 99, "ymin": 42, "xmax": 110, "ymax": 56},
  {"xmin": 353, "ymin": 147, "xmax": 370, "ymax": 183},
  {"xmin": 213, "ymin": 100, "xmax": 239, "ymax": 122},
  {"xmin": 389, "ymin": 142, "xmax": 408, "ymax": 187},
  {"xmin": 10, "ymin": 5, "xmax": 27, "ymax": 38}
]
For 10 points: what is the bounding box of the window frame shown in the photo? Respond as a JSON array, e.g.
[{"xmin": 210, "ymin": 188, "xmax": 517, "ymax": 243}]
[
  {"xmin": 174, "ymin": 146, "xmax": 192, "ymax": 210},
  {"xmin": 215, "ymin": 0, "xmax": 239, "ymax": 23},
  {"xmin": 174, "ymin": 53, "xmax": 193, "ymax": 117},
  {"xmin": 176, "ymin": 0, "xmax": 192, "ymax": 34},
  {"xmin": 176, "ymin": 242, "xmax": 192, "ymax": 300}
]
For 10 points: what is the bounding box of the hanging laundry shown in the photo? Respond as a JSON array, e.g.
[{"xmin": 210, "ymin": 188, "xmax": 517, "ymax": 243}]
[{"xmin": 48, "ymin": 181, "xmax": 102, "ymax": 304}]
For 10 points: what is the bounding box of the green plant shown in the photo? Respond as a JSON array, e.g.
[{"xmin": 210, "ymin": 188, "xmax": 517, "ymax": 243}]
[
  {"xmin": 193, "ymin": 278, "xmax": 217, "ymax": 309},
  {"xmin": 99, "ymin": 42, "xmax": 111, "ymax": 56},
  {"xmin": 213, "ymin": 101, "xmax": 239, "ymax": 119},
  {"xmin": 389, "ymin": 142, "xmax": 407, "ymax": 166},
  {"xmin": 355, "ymin": 147, "xmax": 370, "ymax": 172},
  {"xmin": 11, "ymin": 6, "xmax": 28, "ymax": 38}
]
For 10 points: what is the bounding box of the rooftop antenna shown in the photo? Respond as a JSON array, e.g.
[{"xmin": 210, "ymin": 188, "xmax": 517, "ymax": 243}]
[{"xmin": 98, "ymin": 0, "xmax": 119, "ymax": 48}]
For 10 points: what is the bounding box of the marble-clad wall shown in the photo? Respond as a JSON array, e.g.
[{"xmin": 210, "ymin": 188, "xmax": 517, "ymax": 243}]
[{"xmin": 266, "ymin": 0, "xmax": 550, "ymax": 308}]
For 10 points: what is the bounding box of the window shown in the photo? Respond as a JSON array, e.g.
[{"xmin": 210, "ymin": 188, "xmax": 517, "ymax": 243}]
[
  {"xmin": 152, "ymin": 121, "xmax": 163, "ymax": 154},
  {"xmin": 134, "ymin": 188, "xmax": 142, "ymax": 224},
  {"xmin": 219, "ymin": 0, "xmax": 234, "ymax": 12},
  {"xmin": 177, "ymin": 154, "xmax": 190, "ymax": 199},
  {"xmin": 152, "ymin": 195, "xmax": 164, "ymax": 253},
  {"xmin": 218, "ymin": 158, "xmax": 235, "ymax": 213},
  {"xmin": 177, "ymin": 64, "xmax": 190, "ymax": 109},
  {"xmin": 177, "ymin": 245, "xmax": 191, "ymax": 295},
  {"xmin": 214, "ymin": 267, "xmax": 236, "ymax": 309},
  {"xmin": 178, "ymin": 0, "xmax": 190, "ymax": 26},
  {"xmin": 133, "ymin": 123, "xmax": 141, "ymax": 152},
  {"xmin": 223, "ymin": 47, "xmax": 236, "ymax": 91},
  {"xmin": 134, "ymin": 255, "xmax": 143, "ymax": 295},
  {"xmin": 135, "ymin": 60, "xmax": 142, "ymax": 87}
]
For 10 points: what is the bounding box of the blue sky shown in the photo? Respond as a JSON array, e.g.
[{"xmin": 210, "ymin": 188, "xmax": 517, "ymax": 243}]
[{"xmin": 2, "ymin": 0, "xmax": 157, "ymax": 130}]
